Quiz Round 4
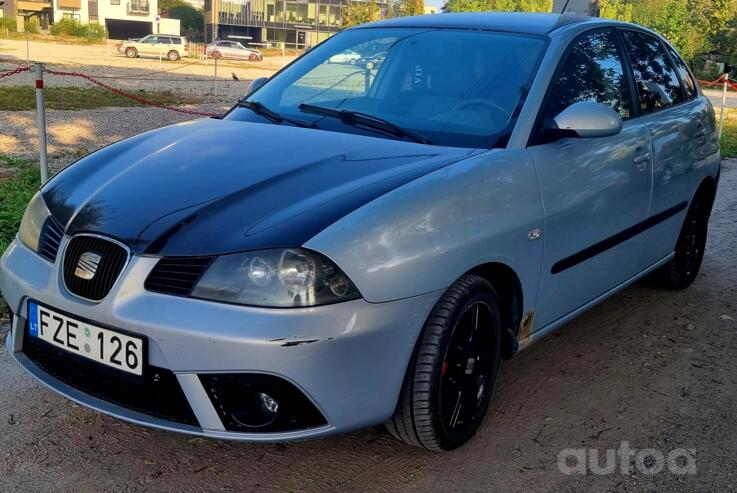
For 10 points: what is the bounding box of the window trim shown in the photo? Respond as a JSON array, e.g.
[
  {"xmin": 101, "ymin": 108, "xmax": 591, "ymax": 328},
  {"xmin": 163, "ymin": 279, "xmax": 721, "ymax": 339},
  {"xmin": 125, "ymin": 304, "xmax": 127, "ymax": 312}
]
[
  {"xmin": 662, "ymin": 39, "xmax": 698, "ymax": 101},
  {"xmin": 528, "ymin": 27, "xmax": 634, "ymax": 147},
  {"xmin": 617, "ymin": 27, "xmax": 693, "ymax": 117}
]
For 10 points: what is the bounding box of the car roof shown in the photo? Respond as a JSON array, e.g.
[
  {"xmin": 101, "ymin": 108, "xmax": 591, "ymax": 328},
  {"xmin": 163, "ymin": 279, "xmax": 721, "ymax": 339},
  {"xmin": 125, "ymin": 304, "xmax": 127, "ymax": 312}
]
[{"xmin": 357, "ymin": 12, "xmax": 610, "ymax": 36}]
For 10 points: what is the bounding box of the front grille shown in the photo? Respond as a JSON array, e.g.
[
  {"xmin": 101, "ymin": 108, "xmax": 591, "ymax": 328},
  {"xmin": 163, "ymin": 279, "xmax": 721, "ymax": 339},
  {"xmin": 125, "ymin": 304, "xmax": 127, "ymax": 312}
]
[
  {"xmin": 23, "ymin": 329, "xmax": 199, "ymax": 427},
  {"xmin": 145, "ymin": 257, "xmax": 214, "ymax": 296},
  {"xmin": 38, "ymin": 217, "xmax": 64, "ymax": 262},
  {"xmin": 63, "ymin": 235, "xmax": 129, "ymax": 301}
]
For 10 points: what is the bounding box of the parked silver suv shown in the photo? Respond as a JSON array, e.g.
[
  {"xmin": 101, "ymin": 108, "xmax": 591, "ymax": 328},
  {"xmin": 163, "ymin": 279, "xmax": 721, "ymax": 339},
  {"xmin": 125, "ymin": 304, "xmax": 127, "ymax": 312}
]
[{"xmin": 119, "ymin": 34, "xmax": 188, "ymax": 61}]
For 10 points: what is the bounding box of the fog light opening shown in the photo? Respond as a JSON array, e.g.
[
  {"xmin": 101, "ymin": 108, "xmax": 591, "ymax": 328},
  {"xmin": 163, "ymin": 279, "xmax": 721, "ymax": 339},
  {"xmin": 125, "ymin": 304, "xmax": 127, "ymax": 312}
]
[{"xmin": 229, "ymin": 391, "xmax": 280, "ymax": 428}]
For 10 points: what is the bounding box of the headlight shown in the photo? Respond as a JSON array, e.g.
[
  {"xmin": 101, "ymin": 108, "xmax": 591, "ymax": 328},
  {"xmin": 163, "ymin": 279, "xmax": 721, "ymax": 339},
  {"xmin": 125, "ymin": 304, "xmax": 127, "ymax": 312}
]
[
  {"xmin": 18, "ymin": 192, "xmax": 50, "ymax": 252},
  {"xmin": 191, "ymin": 248, "xmax": 361, "ymax": 307}
]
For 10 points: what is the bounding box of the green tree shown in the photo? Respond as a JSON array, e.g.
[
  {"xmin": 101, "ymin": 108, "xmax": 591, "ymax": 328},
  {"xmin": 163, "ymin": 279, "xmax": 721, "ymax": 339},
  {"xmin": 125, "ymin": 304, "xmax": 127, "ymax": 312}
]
[
  {"xmin": 400, "ymin": 0, "xmax": 425, "ymax": 16},
  {"xmin": 341, "ymin": 0, "xmax": 382, "ymax": 27},
  {"xmin": 168, "ymin": 4, "xmax": 204, "ymax": 41},
  {"xmin": 443, "ymin": 0, "xmax": 551, "ymax": 13},
  {"xmin": 600, "ymin": 0, "xmax": 737, "ymax": 62}
]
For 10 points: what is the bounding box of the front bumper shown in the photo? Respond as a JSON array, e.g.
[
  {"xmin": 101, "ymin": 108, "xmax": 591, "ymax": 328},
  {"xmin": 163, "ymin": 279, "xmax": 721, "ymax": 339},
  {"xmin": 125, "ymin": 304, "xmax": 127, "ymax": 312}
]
[{"xmin": 1, "ymin": 237, "xmax": 440, "ymax": 441}]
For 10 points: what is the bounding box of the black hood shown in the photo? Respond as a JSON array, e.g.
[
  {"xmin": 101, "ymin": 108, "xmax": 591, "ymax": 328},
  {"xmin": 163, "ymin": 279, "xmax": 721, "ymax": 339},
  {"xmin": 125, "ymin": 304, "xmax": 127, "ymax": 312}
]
[{"xmin": 43, "ymin": 118, "xmax": 478, "ymax": 256}]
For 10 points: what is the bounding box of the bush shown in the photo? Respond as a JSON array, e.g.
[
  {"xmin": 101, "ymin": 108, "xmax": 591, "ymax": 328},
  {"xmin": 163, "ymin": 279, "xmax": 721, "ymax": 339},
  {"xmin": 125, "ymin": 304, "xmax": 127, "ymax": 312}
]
[
  {"xmin": 0, "ymin": 17, "xmax": 18, "ymax": 33},
  {"xmin": 24, "ymin": 17, "xmax": 40, "ymax": 34},
  {"xmin": 50, "ymin": 18, "xmax": 106, "ymax": 40},
  {"xmin": 0, "ymin": 156, "xmax": 40, "ymax": 322}
]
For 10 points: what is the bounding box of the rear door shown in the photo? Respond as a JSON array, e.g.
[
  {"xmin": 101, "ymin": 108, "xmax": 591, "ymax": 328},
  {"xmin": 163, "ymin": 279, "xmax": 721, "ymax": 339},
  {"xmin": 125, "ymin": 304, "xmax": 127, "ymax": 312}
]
[
  {"xmin": 618, "ymin": 29, "xmax": 709, "ymax": 265},
  {"xmin": 527, "ymin": 28, "xmax": 654, "ymax": 328}
]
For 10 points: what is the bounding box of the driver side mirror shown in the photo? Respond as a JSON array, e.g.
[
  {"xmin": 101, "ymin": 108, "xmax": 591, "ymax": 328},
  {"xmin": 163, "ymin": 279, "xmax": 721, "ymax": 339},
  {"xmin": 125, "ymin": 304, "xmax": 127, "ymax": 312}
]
[
  {"xmin": 544, "ymin": 101, "xmax": 623, "ymax": 139},
  {"xmin": 247, "ymin": 77, "xmax": 268, "ymax": 95}
]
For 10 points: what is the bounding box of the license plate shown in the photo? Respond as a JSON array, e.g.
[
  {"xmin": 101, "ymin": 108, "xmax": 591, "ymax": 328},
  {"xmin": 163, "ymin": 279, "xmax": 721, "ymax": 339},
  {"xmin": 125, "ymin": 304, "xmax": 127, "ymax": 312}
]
[{"xmin": 28, "ymin": 302, "xmax": 144, "ymax": 376}]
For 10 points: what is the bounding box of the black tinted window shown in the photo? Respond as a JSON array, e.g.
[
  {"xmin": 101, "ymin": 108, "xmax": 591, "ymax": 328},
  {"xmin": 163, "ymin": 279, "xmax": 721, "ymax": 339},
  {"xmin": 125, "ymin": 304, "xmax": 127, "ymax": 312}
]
[
  {"xmin": 542, "ymin": 30, "xmax": 630, "ymax": 123},
  {"xmin": 666, "ymin": 45, "xmax": 696, "ymax": 99},
  {"xmin": 171, "ymin": 37, "xmax": 182, "ymax": 45},
  {"xmin": 621, "ymin": 30, "xmax": 684, "ymax": 113}
]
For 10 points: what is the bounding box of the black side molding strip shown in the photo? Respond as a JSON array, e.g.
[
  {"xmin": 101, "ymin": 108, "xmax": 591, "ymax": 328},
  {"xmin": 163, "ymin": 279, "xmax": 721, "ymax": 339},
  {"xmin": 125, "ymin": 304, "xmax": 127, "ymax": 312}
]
[{"xmin": 551, "ymin": 201, "xmax": 688, "ymax": 274}]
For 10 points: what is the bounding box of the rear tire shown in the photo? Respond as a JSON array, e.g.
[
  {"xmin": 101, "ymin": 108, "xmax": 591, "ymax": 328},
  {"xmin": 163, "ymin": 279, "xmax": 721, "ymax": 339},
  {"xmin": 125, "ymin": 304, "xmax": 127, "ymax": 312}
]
[
  {"xmin": 652, "ymin": 194, "xmax": 711, "ymax": 290},
  {"xmin": 167, "ymin": 50, "xmax": 180, "ymax": 61},
  {"xmin": 125, "ymin": 47, "xmax": 138, "ymax": 58},
  {"xmin": 249, "ymin": 53, "xmax": 259, "ymax": 62},
  {"xmin": 386, "ymin": 274, "xmax": 502, "ymax": 451}
]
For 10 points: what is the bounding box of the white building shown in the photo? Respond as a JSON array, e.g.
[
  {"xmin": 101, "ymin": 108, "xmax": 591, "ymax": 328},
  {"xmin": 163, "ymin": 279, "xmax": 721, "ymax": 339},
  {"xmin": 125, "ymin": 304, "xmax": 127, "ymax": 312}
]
[
  {"xmin": 55, "ymin": 0, "xmax": 180, "ymax": 38},
  {"xmin": 3, "ymin": 0, "xmax": 179, "ymax": 39}
]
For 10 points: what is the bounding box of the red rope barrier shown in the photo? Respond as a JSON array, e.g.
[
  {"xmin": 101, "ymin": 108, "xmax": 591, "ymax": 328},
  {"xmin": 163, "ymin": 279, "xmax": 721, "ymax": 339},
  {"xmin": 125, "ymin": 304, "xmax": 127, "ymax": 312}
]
[
  {"xmin": 0, "ymin": 66, "xmax": 31, "ymax": 78},
  {"xmin": 44, "ymin": 68, "xmax": 220, "ymax": 117}
]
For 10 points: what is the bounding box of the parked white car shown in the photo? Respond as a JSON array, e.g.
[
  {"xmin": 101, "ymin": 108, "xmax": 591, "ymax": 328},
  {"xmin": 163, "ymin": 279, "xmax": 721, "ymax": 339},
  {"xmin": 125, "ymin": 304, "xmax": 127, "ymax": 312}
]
[
  {"xmin": 118, "ymin": 34, "xmax": 189, "ymax": 61},
  {"xmin": 327, "ymin": 49, "xmax": 361, "ymax": 64}
]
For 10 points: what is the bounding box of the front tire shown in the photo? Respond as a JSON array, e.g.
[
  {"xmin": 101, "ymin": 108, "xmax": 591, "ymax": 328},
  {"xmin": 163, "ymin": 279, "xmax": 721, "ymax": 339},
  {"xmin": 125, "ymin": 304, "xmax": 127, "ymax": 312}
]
[
  {"xmin": 387, "ymin": 274, "xmax": 502, "ymax": 451},
  {"xmin": 652, "ymin": 193, "xmax": 711, "ymax": 289}
]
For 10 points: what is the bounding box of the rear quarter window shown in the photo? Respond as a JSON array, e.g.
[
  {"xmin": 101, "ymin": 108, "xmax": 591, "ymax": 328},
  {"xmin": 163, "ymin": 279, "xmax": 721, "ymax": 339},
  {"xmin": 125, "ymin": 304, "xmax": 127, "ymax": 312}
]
[{"xmin": 666, "ymin": 45, "xmax": 697, "ymax": 99}]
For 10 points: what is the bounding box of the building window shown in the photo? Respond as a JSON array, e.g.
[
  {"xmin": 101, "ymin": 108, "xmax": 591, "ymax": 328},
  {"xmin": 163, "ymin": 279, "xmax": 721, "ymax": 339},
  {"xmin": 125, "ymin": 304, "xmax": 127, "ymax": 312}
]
[
  {"xmin": 129, "ymin": 0, "xmax": 149, "ymax": 13},
  {"xmin": 111, "ymin": 0, "xmax": 120, "ymax": 5}
]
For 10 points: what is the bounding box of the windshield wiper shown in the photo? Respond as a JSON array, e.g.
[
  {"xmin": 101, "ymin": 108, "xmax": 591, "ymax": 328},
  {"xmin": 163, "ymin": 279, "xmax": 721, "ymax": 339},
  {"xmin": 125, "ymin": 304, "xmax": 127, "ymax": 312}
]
[
  {"xmin": 298, "ymin": 103, "xmax": 433, "ymax": 145},
  {"xmin": 237, "ymin": 100, "xmax": 315, "ymax": 129}
]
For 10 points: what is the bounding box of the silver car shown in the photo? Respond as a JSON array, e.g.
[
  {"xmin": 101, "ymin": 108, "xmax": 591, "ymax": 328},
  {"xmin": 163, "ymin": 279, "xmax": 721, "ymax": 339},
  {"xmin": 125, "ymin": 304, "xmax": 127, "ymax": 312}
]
[
  {"xmin": 206, "ymin": 40, "xmax": 263, "ymax": 61},
  {"xmin": 119, "ymin": 34, "xmax": 189, "ymax": 61},
  {"xmin": 0, "ymin": 13, "xmax": 720, "ymax": 451}
]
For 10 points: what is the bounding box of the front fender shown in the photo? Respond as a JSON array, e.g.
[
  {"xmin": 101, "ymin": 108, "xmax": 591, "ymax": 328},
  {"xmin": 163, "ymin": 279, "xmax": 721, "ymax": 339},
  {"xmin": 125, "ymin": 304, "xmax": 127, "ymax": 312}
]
[{"xmin": 305, "ymin": 149, "xmax": 545, "ymax": 312}]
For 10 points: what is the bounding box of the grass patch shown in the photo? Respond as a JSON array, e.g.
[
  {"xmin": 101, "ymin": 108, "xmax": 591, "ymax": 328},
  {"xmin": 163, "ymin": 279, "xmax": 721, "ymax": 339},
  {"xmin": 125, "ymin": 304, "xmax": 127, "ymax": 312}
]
[
  {"xmin": 720, "ymin": 107, "xmax": 737, "ymax": 158},
  {"xmin": 0, "ymin": 155, "xmax": 41, "ymax": 319},
  {"xmin": 0, "ymin": 86, "xmax": 202, "ymax": 111}
]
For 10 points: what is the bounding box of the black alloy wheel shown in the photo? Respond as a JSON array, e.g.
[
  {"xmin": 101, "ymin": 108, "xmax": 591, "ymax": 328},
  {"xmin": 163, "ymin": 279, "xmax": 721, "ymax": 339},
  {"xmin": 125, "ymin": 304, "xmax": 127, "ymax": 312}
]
[
  {"xmin": 387, "ymin": 274, "xmax": 502, "ymax": 451},
  {"xmin": 653, "ymin": 193, "xmax": 711, "ymax": 289}
]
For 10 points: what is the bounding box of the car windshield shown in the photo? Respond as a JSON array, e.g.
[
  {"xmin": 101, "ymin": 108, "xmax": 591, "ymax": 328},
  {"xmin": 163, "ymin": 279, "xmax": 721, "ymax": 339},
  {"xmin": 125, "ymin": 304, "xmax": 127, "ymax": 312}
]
[{"xmin": 227, "ymin": 28, "xmax": 546, "ymax": 148}]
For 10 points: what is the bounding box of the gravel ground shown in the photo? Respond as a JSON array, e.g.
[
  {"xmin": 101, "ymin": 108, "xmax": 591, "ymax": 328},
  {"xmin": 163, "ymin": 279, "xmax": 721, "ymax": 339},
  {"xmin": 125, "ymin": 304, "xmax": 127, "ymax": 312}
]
[
  {"xmin": 0, "ymin": 161, "xmax": 736, "ymax": 491},
  {"xmin": 0, "ymin": 104, "xmax": 231, "ymax": 170}
]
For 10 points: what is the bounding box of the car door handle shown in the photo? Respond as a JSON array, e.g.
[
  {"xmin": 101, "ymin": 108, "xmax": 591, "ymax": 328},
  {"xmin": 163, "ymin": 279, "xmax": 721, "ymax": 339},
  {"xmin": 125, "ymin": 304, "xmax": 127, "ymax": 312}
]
[{"xmin": 633, "ymin": 152, "xmax": 651, "ymax": 169}]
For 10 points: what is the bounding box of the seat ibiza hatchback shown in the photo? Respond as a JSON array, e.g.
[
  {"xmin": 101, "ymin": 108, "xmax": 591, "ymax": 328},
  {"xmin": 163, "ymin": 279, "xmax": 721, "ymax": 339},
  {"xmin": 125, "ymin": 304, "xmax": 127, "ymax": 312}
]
[{"xmin": 1, "ymin": 13, "xmax": 720, "ymax": 451}]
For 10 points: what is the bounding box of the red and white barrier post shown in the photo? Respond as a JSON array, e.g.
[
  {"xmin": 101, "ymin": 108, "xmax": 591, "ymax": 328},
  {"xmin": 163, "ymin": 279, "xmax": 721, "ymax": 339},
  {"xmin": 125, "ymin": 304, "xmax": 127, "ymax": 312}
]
[
  {"xmin": 34, "ymin": 63, "xmax": 49, "ymax": 183},
  {"xmin": 719, "ymin": 73, "xmax": 729, "ymax": 139}
]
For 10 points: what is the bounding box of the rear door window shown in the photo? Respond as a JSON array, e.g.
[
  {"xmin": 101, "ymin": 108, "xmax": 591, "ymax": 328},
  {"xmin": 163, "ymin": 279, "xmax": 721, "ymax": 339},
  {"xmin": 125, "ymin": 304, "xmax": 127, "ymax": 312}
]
[
  {"xmin": 621, "ymin": 30, "xmax": 685, "ymax": 113},
  {"xmin": 541, "ymin": 29, "xmax": 631, "ymax": 124}
]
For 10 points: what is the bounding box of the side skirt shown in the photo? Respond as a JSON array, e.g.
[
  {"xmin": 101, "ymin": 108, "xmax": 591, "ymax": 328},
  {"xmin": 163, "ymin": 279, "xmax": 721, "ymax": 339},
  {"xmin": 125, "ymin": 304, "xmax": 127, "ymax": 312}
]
[{"xmin": 516, "ymin": 252, "xmax": 675, "ymax": 351}]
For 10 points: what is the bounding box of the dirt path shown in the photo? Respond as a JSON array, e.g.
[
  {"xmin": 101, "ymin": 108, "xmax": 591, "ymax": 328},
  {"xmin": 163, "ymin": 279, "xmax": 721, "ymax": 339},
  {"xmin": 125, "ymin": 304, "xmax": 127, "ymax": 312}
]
[{"xmin": 1, "ymin": 161, "xmax": 736, "ymax": 492}]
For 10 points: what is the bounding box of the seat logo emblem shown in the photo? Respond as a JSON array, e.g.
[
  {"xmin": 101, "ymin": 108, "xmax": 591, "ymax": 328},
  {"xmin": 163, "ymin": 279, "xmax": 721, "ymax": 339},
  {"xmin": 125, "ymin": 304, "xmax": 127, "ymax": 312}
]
[{"xmin": 74, "ymin": 252, "xmax": 102, "ymax": 280}]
